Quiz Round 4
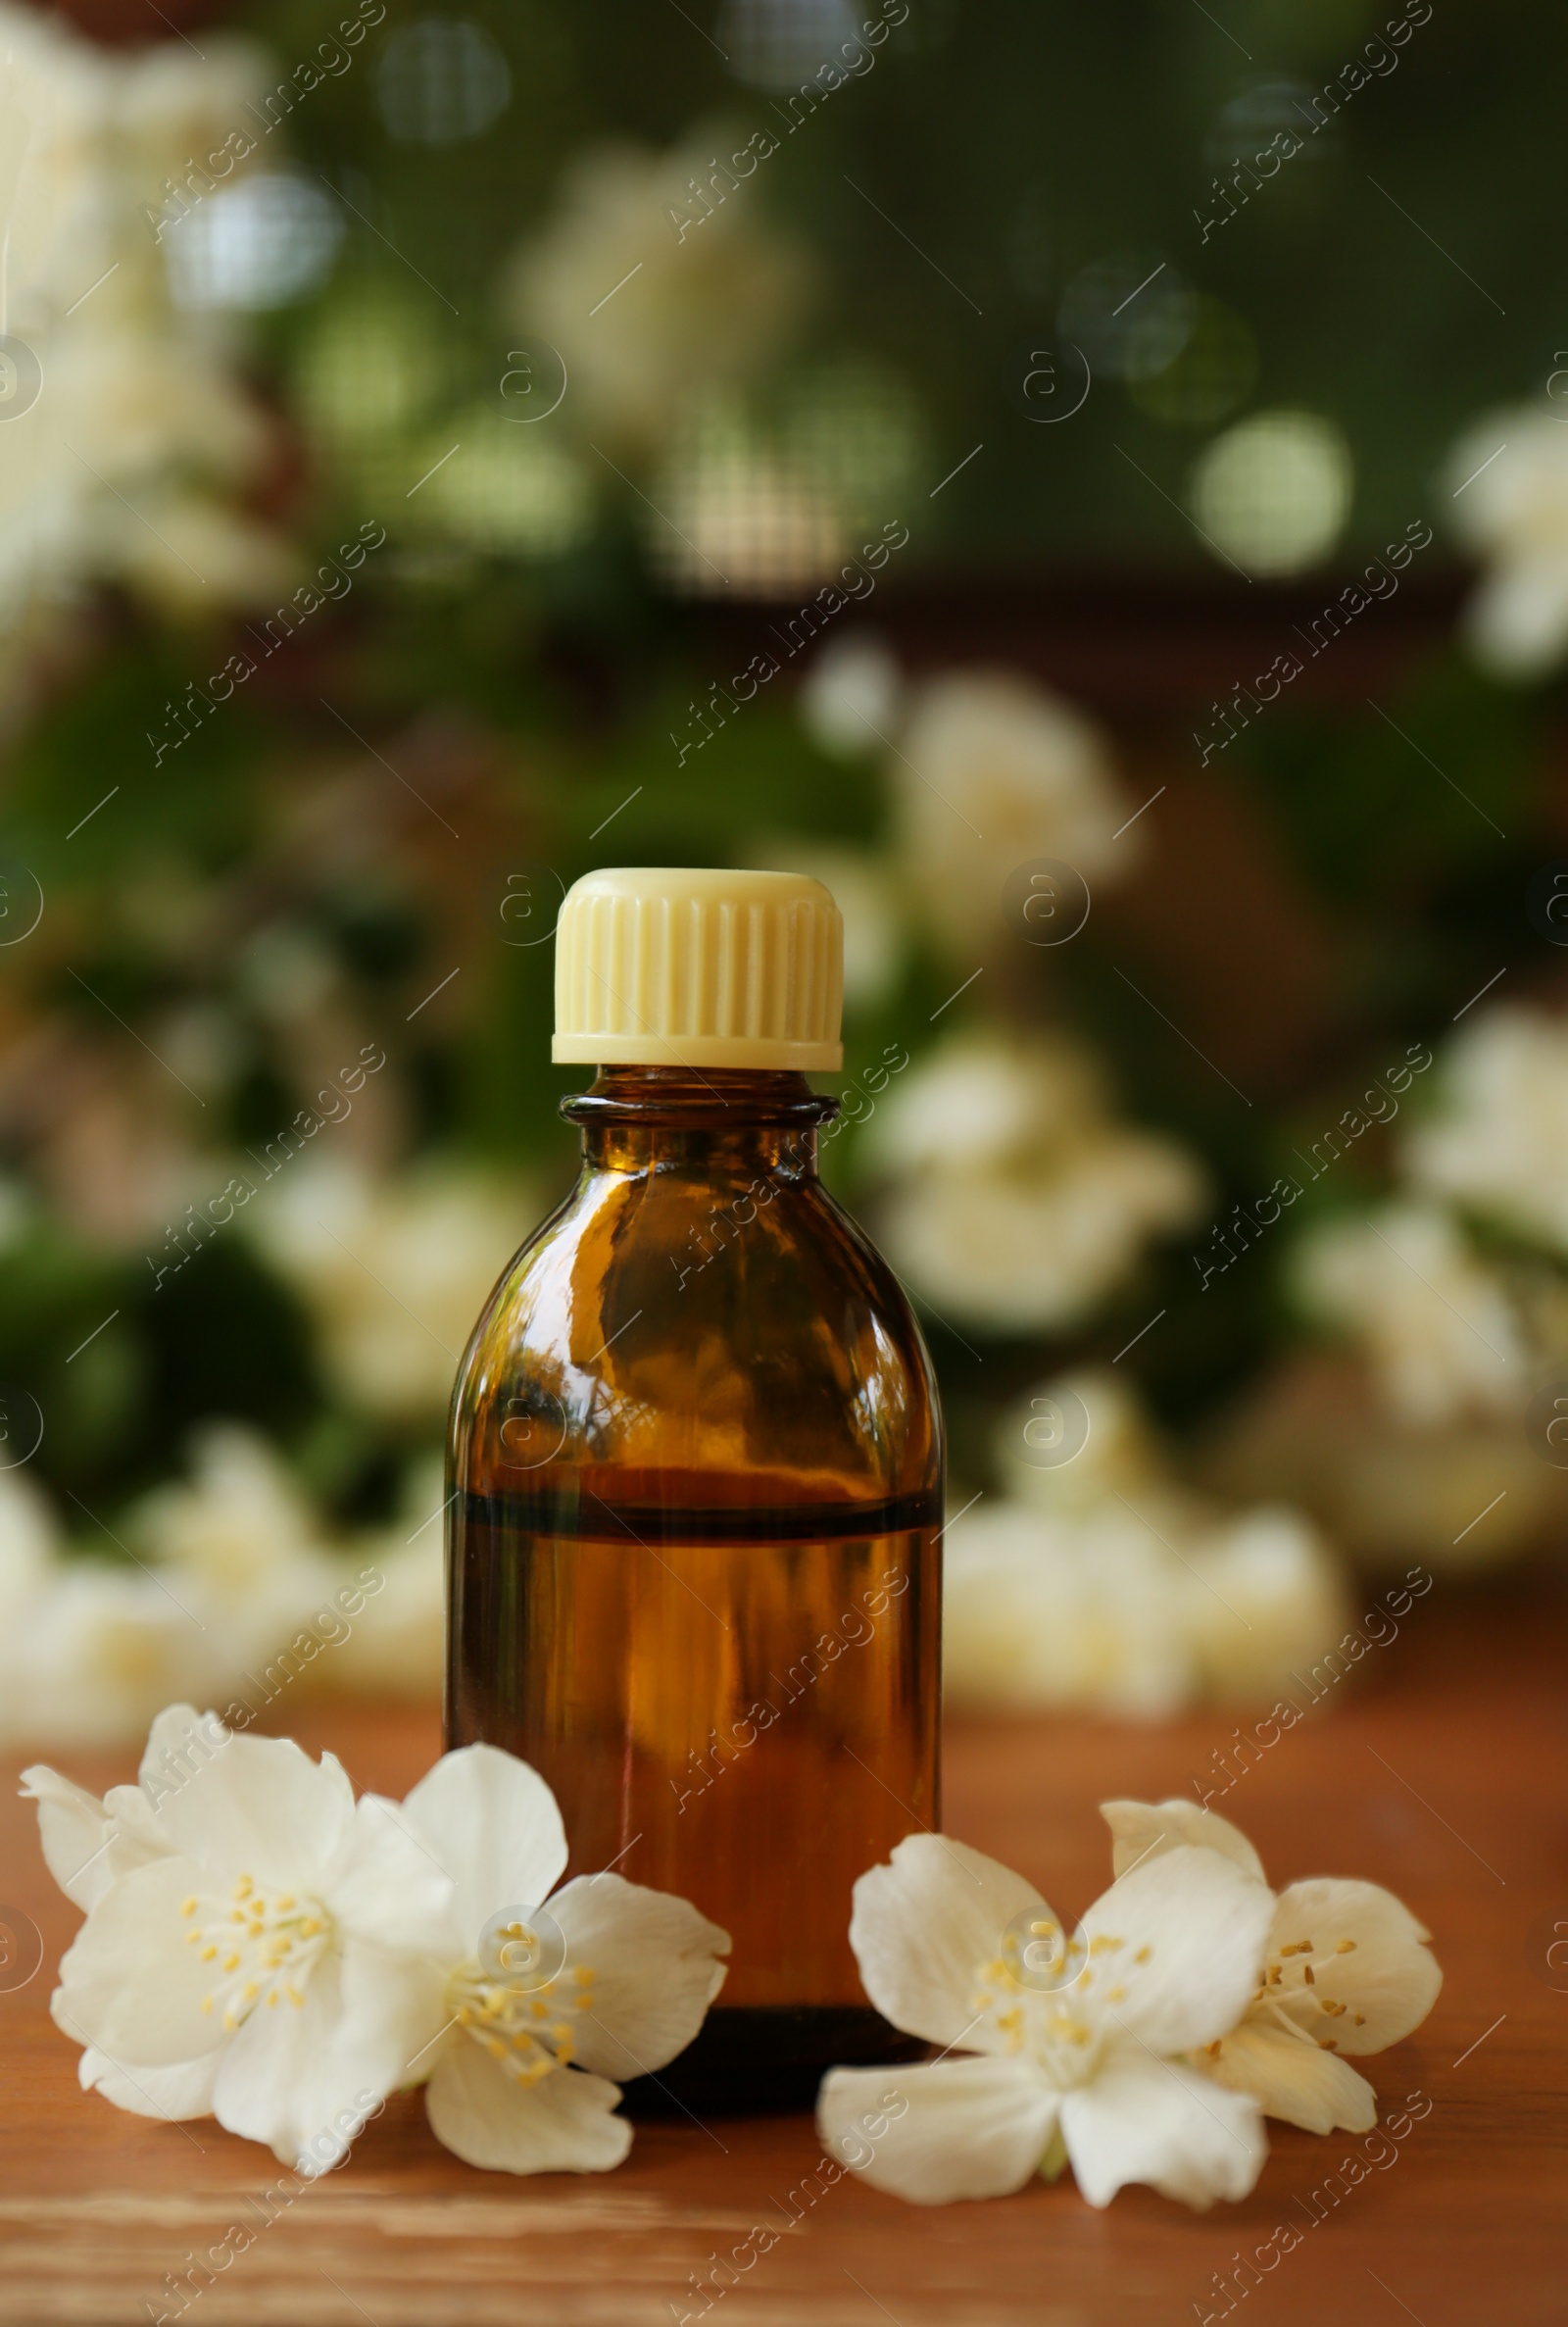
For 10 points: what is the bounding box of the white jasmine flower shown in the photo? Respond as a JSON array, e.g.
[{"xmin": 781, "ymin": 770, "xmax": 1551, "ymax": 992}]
[
  {"xmin": 373, "ymin": 1746, "xmax": 729, "ymax": 2174},
  {"xmin": 1101, "ymin": 1800, "xmax": 1442, "ymax": 2136},
  {"xmin": 1294, "ymin": 1202, "xmax": 1521, "ymax": 1425},
  {"xmin": 25, "ymin": 1707, "xmax": 228, "ymax": 2118},
  {"xmin": 506, "ymin": 134, "xmax": 812, "ymax": 462},
  {"xmin": 1407, "ymin": 1005, "xmax": 1568, "ymax": 1255},
  {"xmin": 29, "ymin": 1704, "xmax": 453, "ymax": 2168},
  {"xmin": 246, "ymin": 1161, "xmax": 526, "ymax": 1424},
  {"xmin": 891, "ymin": 670, "xmax": 1137, "ymax": 954},
  {"xmin": 818, "ymin": 1834, "xmax": 1272, "ymax": 2207},
  {"xmin": 1445, "ymin": 408, "xmax": 1568, "ymax": 676},
  {"xmin": 865, "ymin": 1033, "xmax": 1202, "ymax": 1334}
]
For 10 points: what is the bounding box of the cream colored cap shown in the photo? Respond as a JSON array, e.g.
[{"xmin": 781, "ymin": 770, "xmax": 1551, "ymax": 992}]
[{"xmin": 553, "ymin": 866, "xmax": 843, "ymax": 1070}]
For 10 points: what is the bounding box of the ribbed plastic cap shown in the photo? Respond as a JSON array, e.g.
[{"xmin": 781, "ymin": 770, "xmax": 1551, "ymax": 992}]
[{"xmin": 553, "ymin": 866, "xmax": 844, "ymax": 1070}]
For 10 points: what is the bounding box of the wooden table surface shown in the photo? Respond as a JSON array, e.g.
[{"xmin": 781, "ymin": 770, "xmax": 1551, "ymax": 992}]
[{"xmin": 2, "ymin": 1595, "xmax": 1564, "ymax": 2327}]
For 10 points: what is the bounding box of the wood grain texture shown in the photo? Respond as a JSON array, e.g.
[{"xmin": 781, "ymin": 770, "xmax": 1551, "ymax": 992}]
[{"xmin": 1, "ymin": 1596, "xmax": 1563, "ymax": 2327}]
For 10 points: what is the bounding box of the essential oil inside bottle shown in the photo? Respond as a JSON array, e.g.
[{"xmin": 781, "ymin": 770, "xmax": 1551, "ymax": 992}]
[{"xmin": 446, "ymin": 868, "xmax": 943, "ymax": 2107}]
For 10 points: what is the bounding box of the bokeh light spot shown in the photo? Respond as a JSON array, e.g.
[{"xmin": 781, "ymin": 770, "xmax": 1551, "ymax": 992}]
[
  {"xmin": 1057, "ymin": 255, "xmax": 1195, "ymax": 384},
  {"xmin": 376, "ymin": 18, "xmax": 513, "ymax": 146},
  {"xmin": 1190, "ymin": 408, "xmax": 1352, "ymax": 576},
  {"xmin": 164, "ymin": 175, "xmax": 343, "ymax": 312}
]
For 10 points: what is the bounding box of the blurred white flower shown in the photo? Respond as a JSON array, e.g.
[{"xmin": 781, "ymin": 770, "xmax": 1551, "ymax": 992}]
[
  {"xmin": 130, "ymin": 1421, "xmax": 344, "ymax": 1667},
  {"xmin": 246, "ymin": 1160, "xmax": 525, "ymax": 1424},
  {"xmin": 0, "ymin": 1463, "xmax": 58, "ymax": 1616},
  {"xmin": 944, "ymin": 1370, "xmax": 1346, "ymax": 1717},
  {"xmin": 1182, "ymin": 1509, "xmax": 1348, "ymax": 1707},
  {"xmin": 943, "ymin": 1500, "xmax": 1198, "ymax": 1718},
  {"xmin": 0, "ymin": 7, "xmax": 294, "ymax": 630},
  {"xmin": 648, "ymin": 432, "xmax": 843, "ymax": 597},
  {"xmin": 891, "ymin": 670, "xmax": 1137, "ymax": 954},
  {"xmin": 1406, "ymin": 1005, "xmax": 1568, "ymax": 1255},
  {"xmin": 1212, "ymin": 1007, "xmax": 1568, "ymax": 1575},
  {"xmin": 865, "ymin": 1031, "xmax": 1202, "ymax": 1334},
  {"xmin": 2, "ymin": 1561, "xmax": 212, "ymax": 1748},
  {"xmin": 0, "ymin": 1431, "xmax": 209, "ymax": 1749},
  {"xmin": 333, "ymin": 1457, "xmax": 446, "ymax": 1697},
  {"xmin": 1294, "ymin": 1202, "xmax": 1522, "ymax": 1427},
  {"xmin": 799, "ymin": 635, "xmax": 905, "ymax": 758},
  {"xmin": 1204, "ymin": 1348, "xmax": 1555, "ymax": 1576},
  {"xmin": 506, "ymin": 134, "xmax": 813, "ymax": 462},
  {"xmin": 650, "ymin": 359, "xmax": 923, "ymax": 596},
  {"xmin": 0, "ymin": 1429, "xmax": 454, "ymax": 1747},
  {"xmin": 1445, "ymin": 408, "xmax": 1568, "ymax": 676}
]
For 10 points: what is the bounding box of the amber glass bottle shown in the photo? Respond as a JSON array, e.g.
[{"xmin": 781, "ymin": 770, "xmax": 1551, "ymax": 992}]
[{"xmin": 446, "ymin": 868, "xmax": 943, "ymax": 2106}]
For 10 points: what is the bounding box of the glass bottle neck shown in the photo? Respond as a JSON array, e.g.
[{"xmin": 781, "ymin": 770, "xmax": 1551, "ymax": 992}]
[{"xmin": 560, "ymin": 1067, "xmax": 837, "ymax": 1177}]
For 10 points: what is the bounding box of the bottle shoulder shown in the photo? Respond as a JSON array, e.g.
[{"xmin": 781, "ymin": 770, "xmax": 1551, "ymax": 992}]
[{"xmin": 452, "ymin": 1164, "xmax": 941, "ymax": 1504}]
